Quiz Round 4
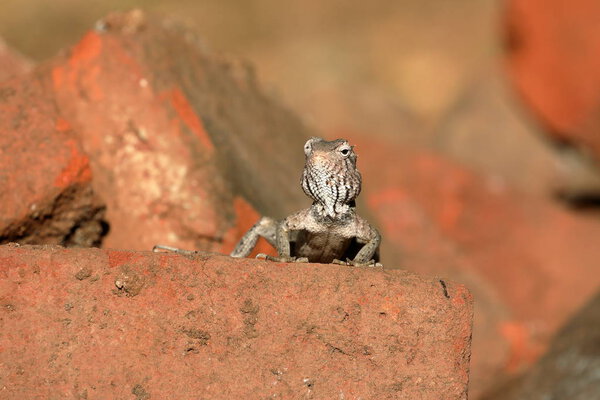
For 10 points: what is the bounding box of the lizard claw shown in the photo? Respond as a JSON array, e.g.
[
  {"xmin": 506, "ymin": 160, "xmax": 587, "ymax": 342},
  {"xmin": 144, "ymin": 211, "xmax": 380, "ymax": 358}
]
[
  {"xmin": 334, "ymin": 258, "xmax": 384, "ymax": 268},
  {"xmin": 256, "ymin": 254, "xmax": 305, "ymax": 263},
  {"xmin": 332, "ymin": 259, "xmax": 348, "ymax": 265}
]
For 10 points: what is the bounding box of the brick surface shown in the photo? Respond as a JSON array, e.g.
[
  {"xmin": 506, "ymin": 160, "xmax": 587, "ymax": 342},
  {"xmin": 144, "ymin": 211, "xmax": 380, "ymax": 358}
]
[
  {"xmin": 506, "ymin": 0, "xmax": 600, "ymax": 160},
  {"xmin": 0, "ymin": 244, "xmax": 472, "ymax": 399},
  {"xmin": 0, "ymin": 74, "xmax": 104, "ymax": 247}
]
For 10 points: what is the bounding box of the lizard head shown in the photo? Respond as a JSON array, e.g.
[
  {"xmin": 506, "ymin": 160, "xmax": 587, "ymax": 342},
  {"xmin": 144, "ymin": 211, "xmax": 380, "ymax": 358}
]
[{"xmin": 301, "ymin": 137, "xmax": 362, "ymax": 217}]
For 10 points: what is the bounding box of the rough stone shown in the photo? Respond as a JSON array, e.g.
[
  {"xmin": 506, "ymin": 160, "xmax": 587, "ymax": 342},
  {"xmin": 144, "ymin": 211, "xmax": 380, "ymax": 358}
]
[{"xmin": 0, "ymin": 245, "xmax": 473, "ymax": 399}]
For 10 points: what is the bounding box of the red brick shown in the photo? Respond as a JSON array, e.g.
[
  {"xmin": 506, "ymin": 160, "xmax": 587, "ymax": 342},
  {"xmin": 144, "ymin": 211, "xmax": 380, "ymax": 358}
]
[
  {"xmin": 47, "ymin": 11, "xmax": 313, "ymax": 252},
  {"xmin": 0, "ymin": 244, "xmax": 473, "ymax": 399},
  {"xmin": 50, "ymin": 28, "xmax": 228, "ymax": 252},
  {"xmin": 506, "ymin": 0, "xmax": 600, "ymax": 159},
  {"xmin": 0, "ymin": 74, "xmax": 103, "ymax": 246}
]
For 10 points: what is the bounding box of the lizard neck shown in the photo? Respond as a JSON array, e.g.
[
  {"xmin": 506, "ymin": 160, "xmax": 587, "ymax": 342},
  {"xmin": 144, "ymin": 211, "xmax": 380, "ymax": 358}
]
[{"xmin": 311, "ymin": 201, "xmax": 356, "ymax": 223}]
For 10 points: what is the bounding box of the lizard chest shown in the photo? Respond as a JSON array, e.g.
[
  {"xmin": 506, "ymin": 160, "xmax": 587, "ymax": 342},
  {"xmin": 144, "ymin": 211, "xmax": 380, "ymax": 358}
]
[{"xmin": 292, "ymin": 230, "xmax": 353, "ymax": 264}]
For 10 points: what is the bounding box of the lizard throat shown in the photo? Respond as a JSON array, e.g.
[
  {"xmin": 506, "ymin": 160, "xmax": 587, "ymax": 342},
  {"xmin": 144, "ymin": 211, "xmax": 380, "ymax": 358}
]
[{"xmin": 301, "ymin": 161, "xmax": 362, "ymax": 216}]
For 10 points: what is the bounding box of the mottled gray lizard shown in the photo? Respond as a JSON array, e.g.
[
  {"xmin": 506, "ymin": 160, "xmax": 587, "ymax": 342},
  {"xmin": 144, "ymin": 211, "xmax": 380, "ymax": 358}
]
[{"xmin": 154, "ymin": 137, "xmax": 381, "ymax": 266}]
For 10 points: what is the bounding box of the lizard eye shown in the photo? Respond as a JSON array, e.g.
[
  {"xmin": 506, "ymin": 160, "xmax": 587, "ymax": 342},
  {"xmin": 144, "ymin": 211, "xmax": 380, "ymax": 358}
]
[
  {"xmin": 339, "ymin": 146, "xmax": 351, "ymax": 157},
  {"xmin": 304, "ymin": 140, "xmax": 313, "ymax": 156}
]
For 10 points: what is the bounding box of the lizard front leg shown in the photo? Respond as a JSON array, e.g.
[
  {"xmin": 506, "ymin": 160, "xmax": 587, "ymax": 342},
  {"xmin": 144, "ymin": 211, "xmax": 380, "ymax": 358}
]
[
  {"xmin": 353, "ymin": 227, "xmax": 382, "ymax": 266},
  {"xmin": 257, "ymin": 213, "xmax": 309, "ymax": 263},
  {"xmin": 333, "ymin": 225, "xmax": 383, "ymax": 267},
  {"xmin": 230, "ymin": 216, "xmax": 277, "ymax": 258}
]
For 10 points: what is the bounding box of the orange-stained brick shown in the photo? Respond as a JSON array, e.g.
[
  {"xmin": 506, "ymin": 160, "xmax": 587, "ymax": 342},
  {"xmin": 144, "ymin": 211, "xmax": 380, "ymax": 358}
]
[
  {"xmin": 169, "ymin": 88, "xmax": 215, "ymax": 153},
  {"xmin": 53, "ymin": 139, "xmax": 92, "ymax": 188}
]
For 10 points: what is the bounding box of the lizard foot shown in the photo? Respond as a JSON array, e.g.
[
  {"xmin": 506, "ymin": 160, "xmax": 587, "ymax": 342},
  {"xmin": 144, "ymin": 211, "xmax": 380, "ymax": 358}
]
[
  {"xmin": 256, "ymin": 254, "xmax": 309, "ymax": 263},
  {"xmin": 152, "ymin": 245, "xmax": 196, "ymax": 255},
  {"xmin": 333, "ymin": 258, "xmax": 383, "ymax": 268}
]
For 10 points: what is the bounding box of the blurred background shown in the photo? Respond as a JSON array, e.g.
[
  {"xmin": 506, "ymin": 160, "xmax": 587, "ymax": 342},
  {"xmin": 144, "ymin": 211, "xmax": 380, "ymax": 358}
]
[
  {"xmin": 1, "ymin": 0, "xmax": 599, "ymax": 398},
  {"xmin": 0, "ymin": 0, "xmax": 502, "ymax": 147}
]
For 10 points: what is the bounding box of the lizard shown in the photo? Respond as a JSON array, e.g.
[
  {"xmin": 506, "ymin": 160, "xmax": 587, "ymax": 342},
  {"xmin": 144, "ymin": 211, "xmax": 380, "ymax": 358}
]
[{"xmin": 154, "ymin": 137, "xmax": 382, "ymax": 267}]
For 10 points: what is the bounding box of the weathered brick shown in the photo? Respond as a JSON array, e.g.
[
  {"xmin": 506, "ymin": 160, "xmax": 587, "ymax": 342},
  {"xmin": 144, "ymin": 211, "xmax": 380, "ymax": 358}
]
[
  {"xmin": 0, "ymin": 74, "xmax": 104, "ymax": 247},
  {"xmin": 0, "ymin": 10, "xmax": 315, "ymax": 254},
  {"xmin": 49, "ymin": 10, "xmax": 314, "ymax": 252},
  {"xmin": 0, "ymin": 244, "xmax": 472, "ymax": 399}
]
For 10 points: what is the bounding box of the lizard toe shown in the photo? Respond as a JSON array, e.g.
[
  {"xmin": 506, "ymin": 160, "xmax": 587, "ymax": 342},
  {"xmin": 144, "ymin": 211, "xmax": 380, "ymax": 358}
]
[
  {"xmin": 344, "ymin": 259, "xmax": 383, "ymax": 268},
  {"xmin": 332, "ymin": 259, "xmax": 348, "ymax": 265},
  {"xmin": 256, "ymin": 254, "xmax": 298, "ymax": 263}
]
